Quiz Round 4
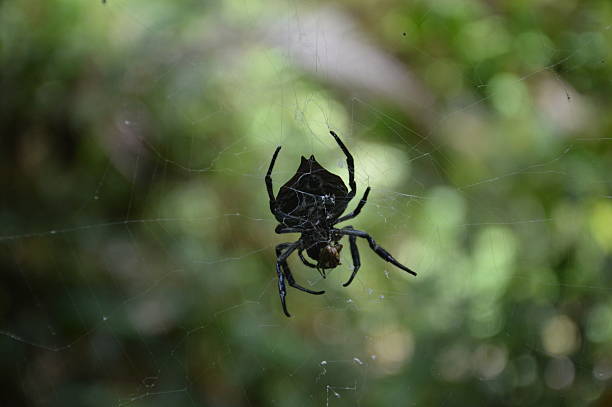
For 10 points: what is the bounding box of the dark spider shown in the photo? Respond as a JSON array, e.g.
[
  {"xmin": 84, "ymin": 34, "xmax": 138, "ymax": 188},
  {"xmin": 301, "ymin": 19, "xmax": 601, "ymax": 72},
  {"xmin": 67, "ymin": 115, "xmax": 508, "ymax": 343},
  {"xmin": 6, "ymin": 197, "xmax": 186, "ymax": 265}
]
[{"xmin": 266, "ymin": 131, "xmax": 417, "ymax": 317}]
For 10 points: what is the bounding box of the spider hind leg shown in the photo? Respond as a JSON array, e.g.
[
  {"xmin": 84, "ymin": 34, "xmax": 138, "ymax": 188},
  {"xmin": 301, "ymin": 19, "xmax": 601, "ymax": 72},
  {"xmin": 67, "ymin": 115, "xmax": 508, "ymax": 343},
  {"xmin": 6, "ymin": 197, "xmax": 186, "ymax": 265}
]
[{"xmin": 329, "ymin": 131, "xmax": 356, "ymax": 200}]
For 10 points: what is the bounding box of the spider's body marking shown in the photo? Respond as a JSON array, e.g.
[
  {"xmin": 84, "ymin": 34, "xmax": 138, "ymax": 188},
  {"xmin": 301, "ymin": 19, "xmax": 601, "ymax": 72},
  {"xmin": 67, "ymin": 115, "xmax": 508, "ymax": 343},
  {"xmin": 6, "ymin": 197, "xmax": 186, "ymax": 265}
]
[{"xmin": 266, "ymin": 131, "xmax": 416, "ymax": 317}]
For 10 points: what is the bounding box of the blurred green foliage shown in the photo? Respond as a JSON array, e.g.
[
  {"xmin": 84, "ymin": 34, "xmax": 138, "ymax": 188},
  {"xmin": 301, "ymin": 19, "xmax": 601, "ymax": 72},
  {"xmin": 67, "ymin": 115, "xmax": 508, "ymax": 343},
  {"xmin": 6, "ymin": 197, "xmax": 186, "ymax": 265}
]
[{"xmin": 1, "ymin": 0, "xmax": 612, "ymax": 406}]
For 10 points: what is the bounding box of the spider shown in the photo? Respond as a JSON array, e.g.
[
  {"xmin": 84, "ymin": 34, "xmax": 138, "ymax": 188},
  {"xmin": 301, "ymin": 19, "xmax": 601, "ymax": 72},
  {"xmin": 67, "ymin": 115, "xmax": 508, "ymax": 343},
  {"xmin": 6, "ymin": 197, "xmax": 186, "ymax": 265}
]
[{"xmin": 266, "ymin": 130, "xmax": 417, "ymax": 317}]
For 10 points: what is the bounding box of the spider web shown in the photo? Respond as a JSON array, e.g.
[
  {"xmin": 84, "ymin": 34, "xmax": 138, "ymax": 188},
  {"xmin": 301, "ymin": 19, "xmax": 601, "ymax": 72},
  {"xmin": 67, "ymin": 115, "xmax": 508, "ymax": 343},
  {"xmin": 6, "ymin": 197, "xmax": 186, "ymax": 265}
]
[{"xmin": 1, "ymin": 1, "xmax": 612, "ymax": 406}]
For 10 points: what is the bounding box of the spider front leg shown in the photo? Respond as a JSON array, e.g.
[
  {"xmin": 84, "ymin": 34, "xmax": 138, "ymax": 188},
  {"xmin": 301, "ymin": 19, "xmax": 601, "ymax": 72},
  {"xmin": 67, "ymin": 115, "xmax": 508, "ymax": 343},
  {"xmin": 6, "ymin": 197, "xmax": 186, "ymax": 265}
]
[
  {"xmin": 335, "ymin": 227, "xmax": 417, "ymax": 277},
  {"xmin": 265, "ymin": 146, "xmax": 282, "ymax": 210},
  {"xmin": 276, "ymin": 243, "xmax": 325, "ymax": 317},
  {"xmin": 330, "ymin": 131, "xmax": 356, "ymax": 200},
  {"xmin": 266, "ymin": 151, "xmax": 305, "ymax": 224},
  {"xmin": 335, "ymin": 187, "xmax": 371, "ymax": 225}
]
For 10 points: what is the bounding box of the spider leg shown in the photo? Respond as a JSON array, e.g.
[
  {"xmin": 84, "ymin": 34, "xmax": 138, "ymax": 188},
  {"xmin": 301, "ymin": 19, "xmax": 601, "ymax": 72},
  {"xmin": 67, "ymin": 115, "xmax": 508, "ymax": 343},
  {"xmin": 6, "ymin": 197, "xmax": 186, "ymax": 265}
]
[
  {"xmin": 275, "ymin": 243, "xmax": 325, "ymax": 317},
  {"xmin": 266, "ymin": 146, "xmax": 282, "ymax": 211},
  {"xmin": 298, "ymin": 248, "xmax": 318, "ymax": 269},
  {"xmin": 278, "ymin": 244, "xmax": 325, "ymax": 294},
  {"xmin": 266, "ymin": 148, "xmax": 305, "ymax": 225},
  {"xmin": 285, "ymin": 266, "xmax": 325, "ymax": 295},
  {"xmin": 277, "ymin": 244, "xmax": 325, "ymax": 294},
  {"xmin": 340, "ymin": 226, "xmax": 362, "ymax": 287},
  {"xmin": 330, "ymin": 131, "xmax": 356, "ymax": 200},
  {"xmin": 275, "ymin": 225, "xmax": 303, "ymax": 234},
  {"xmin": 335, "ymin": 228, "xmax": 417, "ymax": 277},
  {"xmin": 314, "ymin": 261, "xmax": 326, "ymax": 279},
  {"xmin": 335, "ymin": 187, "xmax": 371, "ymax": 225},
  {"xmin": 298, "ymin": 244, "xmax": 327, "ymax": 278},
  {"xmin": 275, "ymin": 261, "xmax": 290, "ymax": 317}
]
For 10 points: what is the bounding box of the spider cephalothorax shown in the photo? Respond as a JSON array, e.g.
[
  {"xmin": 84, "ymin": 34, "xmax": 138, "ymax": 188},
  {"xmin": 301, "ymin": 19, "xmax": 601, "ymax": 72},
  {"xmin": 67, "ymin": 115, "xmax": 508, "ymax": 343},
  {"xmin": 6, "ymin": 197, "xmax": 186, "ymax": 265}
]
[{"xmin": 266, "ymin": 131, "xmax": 416, "ymax": 317}]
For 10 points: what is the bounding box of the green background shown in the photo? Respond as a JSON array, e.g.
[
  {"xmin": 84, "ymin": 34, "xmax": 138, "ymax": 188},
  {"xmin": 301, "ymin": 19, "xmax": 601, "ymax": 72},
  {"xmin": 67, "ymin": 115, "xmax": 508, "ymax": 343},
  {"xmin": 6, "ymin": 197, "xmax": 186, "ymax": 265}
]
[{"xmin": 1, "ymin": 0, "xmax": 612, "ymax": 406}]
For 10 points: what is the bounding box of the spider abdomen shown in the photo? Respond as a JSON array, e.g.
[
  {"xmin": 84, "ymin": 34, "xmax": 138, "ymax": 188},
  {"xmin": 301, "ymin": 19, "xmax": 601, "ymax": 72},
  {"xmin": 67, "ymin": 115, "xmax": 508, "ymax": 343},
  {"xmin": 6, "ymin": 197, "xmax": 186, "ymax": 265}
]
[{"xmin": 274, "ymin": 155, "xmax": 350, "ymax": 227}]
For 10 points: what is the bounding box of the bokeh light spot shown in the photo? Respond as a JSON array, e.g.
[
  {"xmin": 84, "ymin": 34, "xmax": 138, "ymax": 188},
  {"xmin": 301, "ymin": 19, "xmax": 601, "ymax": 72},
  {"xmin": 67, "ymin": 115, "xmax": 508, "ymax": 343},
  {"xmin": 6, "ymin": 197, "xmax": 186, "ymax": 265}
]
[{"xmin": 541, "ymin": 315, "xmax": 580, "ymax": 356}]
